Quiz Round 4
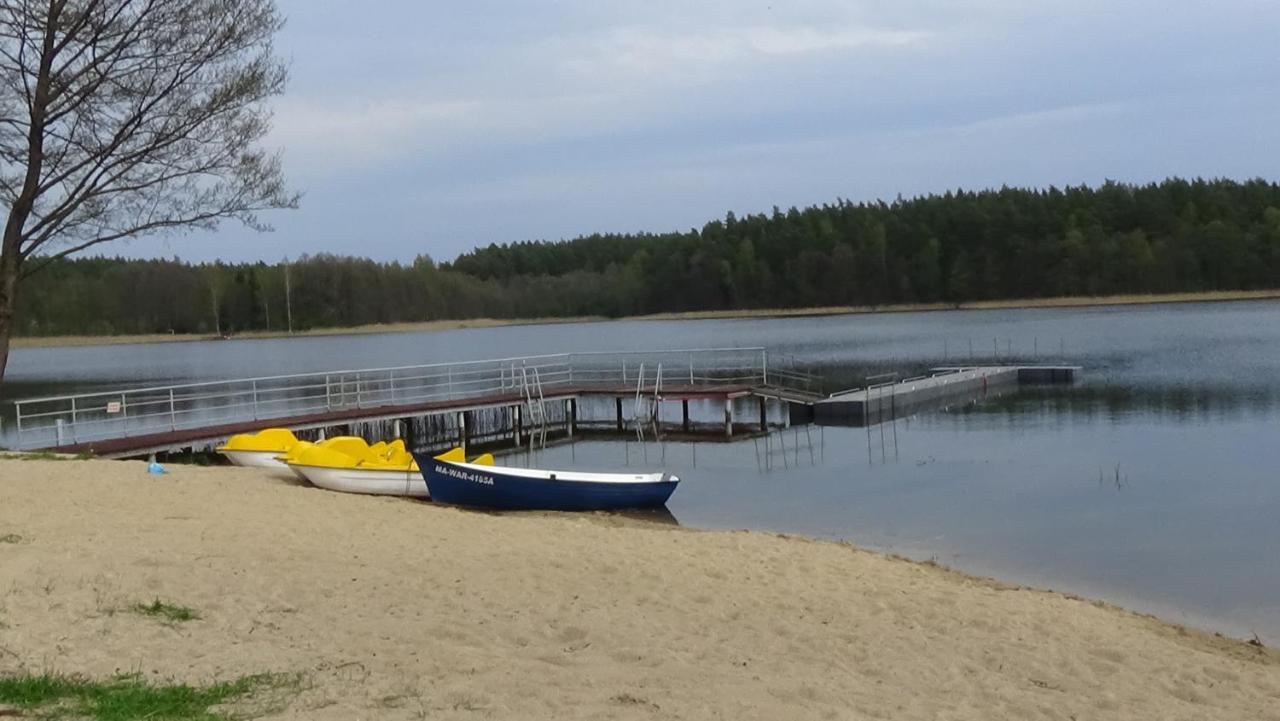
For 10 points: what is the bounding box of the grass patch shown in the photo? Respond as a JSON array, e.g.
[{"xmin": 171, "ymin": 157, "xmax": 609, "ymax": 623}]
[
  {"xmin": 0, "ymin": 451, "xmax": 94, "ymax": 461},
  {"xmin": 0, "ymin": 533, "xmax": 22, "ymax": 544},
  {"xmin": 0, "ymin": 671, "xmax": 299, "ymax": 720},
  {"xmin": 129, "ymin": 600, "xmax": 200, "ymax": 624}
]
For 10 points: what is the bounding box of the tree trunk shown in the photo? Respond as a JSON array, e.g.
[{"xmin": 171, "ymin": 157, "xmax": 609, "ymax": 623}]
[
  {"xmin": 1, "ymin": 189, "xmax": 34, "ymax": 389},
  {"xmin": 0, "ymin": 3, "xmax": 56, "ymax": 388},
  {"xmin": 0, "ymin": 241, "xmax": 19, "ymax": 388}
]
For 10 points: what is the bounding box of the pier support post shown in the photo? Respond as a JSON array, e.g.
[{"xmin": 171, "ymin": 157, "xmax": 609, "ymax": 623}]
[
  {"xmin": 615, "ymin": 397, "xmax": 624, "ymax": 431},
  {"xmin": 759, "ymin": 396, "xmax": 767, "ymax": 431},
  {"xmin": 681, "ymin": 400, "xmax": 690, "ymax": 433},
  {"xmin": 458, "ymin": 411, "xmax": 468, "ymax": 453},
  {"xmin": 724, "ymin": 400, "xmax": 733, "ymax": 438},
  {"xmin": 513, "ymin": 405, "xmax": 522, "ymax": 446},
  {"xmin": 566, "ymin": 399, "xmax": 576, "ymax": 437}
]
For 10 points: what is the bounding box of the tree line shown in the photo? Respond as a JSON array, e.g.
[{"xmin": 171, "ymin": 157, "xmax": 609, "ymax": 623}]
[{"xmin": 15, "ymin": 178, "xmax": 1280, "ymax": 337}]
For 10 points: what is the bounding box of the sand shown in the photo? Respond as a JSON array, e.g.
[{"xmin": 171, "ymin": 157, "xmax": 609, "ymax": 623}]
[{"xmin": 1, "ymin": 458, "xmax": 1277, "ymax": 720}]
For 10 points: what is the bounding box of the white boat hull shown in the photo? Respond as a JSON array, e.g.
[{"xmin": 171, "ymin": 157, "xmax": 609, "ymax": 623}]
[
  {"xmin": 292, "ymin": 464, "xmax": 428, "ymax": 498},
  {"xmin": 222, "ymin": 450, "xmax": 289, "ymax": 469}
]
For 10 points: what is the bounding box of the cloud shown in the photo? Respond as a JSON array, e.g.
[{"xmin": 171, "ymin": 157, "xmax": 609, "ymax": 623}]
[
  {"xmin": 595, "ymin": 24, "xmax": 931, "ymax": 74},
  {"xmin": 269, "ymin": 97, "xmax": 481, "ymax": 173},
  {"xmin": 268, "ymin": 13, "xmax": 938, "ymax": 177}
]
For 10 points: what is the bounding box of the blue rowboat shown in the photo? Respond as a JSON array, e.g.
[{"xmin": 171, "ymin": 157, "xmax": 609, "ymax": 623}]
[{"xmin": 412, "ymin": 449, "xmax": 679, "ymax": 511}]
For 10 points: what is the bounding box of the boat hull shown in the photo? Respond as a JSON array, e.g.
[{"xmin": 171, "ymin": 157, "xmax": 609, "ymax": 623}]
[
  {"xmin": 221, "ymin": 450, "xmax": 289, "ymax": 469},
  {"xmin": 416, "ymin": 455, "xmax": 677, "ymax": 511},
  {"xmin": 291, "ymin": 464, "xmax": 428, "ymax": 497}
]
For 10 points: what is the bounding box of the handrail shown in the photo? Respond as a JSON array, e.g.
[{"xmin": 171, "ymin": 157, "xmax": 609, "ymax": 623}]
[
  {"xmin": 15, "ymin": 353, "xmax": 575, "ymax": 404},
  {"xmin": 825, "ymin": 366, "xmax": 984, "ymax": 399},
  {"xmin": 15, "ymin": 348, "xmax": 774, "ymax": 404}
]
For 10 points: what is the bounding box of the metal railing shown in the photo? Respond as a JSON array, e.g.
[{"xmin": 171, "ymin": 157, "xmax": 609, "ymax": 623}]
[
  {"xmin": 10, "ymin": 347, "xmax": 823, "ymax": 449},
  {"xmin": 825, "ymin": 368, "xmax": 965, "ymax": 399}
]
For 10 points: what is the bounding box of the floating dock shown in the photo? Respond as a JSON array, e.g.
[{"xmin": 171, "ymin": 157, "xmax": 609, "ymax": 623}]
[{"xmin": 814, "ymin": 365, "xmax": 1080, "ymax": 424}]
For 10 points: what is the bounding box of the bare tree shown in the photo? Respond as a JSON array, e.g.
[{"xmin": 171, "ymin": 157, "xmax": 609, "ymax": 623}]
[{"xmin": 0, "ymin": 0, "xmax": 297, "ymax": 383}]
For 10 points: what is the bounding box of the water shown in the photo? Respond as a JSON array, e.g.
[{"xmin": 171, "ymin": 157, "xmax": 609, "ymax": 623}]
[
  {"xmin": 5, "ymin": 299, "xmax": 1278, "ymax": 394},
  {"xmin": 4, "ymin": 299, "xmax": 1280, "ymax": 639},
  {"xmin": 523, "ymin": 407, "xmax": 1280, "ymax": 640}
]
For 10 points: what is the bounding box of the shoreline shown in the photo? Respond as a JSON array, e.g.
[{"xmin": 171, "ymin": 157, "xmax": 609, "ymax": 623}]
[
  {"xmin": 12, "ymin": 288, "xmax": 1280, "ymax": 350},
  {"xmin": 1, "ymin": 457, "xmax": 1277, "ymax": 719}
]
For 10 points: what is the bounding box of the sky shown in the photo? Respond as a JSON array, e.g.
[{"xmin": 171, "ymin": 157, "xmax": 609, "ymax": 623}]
[{"xmin": 122, "ymin": 0, "xmax": 1280, "ymax": 263}]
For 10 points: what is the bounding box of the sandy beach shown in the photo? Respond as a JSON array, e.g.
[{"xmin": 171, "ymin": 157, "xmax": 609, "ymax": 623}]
[{"xmin": 1, "ymin": 458, "xmax": 1277, "ymax": 720}]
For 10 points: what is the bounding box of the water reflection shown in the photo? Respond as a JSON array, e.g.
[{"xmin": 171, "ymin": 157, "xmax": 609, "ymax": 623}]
[
  {"xmin": 941, "ymin": 384, "xmax": 1280, "ymax": 425},
  {"xmin": 753, "ymin": 426, "xmax": 824, "ymax": 471}
]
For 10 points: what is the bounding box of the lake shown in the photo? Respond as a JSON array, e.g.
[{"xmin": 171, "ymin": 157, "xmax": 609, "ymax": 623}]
[{"xmin": 4, "ymin": 299, "xmax": 1280, "ymax": 640}]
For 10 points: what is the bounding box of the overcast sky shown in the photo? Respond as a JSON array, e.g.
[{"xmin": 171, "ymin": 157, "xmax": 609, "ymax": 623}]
[{"xmin": 123, "ymin": 0, "xmax": 1280, "ymax": 263}]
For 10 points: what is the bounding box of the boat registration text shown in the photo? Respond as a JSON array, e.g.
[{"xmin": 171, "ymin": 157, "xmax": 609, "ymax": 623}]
[{"xmin": 435, "ymin": 464, "xmax": 495, "ymax": 485}]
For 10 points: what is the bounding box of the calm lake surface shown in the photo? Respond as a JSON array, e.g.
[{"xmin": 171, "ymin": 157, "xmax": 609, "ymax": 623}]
[{"xmin": 4, "ymin": 300, "xmax": 1280, "ymax": 639}]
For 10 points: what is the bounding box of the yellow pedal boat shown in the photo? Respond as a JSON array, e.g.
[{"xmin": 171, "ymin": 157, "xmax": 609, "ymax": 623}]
[
  {"xmin": 287, "ymin": 438, "xmax": 450, "ymax": 498},
  {"xmin": 216, "ymin": 428, "xmax": 301, "ymax": 469}
]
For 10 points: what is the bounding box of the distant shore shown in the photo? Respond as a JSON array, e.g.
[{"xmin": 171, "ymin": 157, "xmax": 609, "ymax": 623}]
[
  {"xmin": 13, "ymin": 288, "xmax": 1280, "ymax": 350},
  {"xmin": 10, "ymin": 316, "xmax": 604, "ymax": 349},
  {"xmin": 1, "ymin": 457, "xmax": 1277, "ymax": 720}
]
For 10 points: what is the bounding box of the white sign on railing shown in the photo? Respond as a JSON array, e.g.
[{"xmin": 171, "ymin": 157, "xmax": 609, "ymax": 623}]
[{"xmin": 106, "ymin": 402, "xmax": 122, "ymax": 414}]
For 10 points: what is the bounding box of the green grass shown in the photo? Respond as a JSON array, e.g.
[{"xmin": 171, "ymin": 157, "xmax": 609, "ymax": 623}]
[
  {"xmin": 0, "ymin": 451, "xmax": 95, "ymax": 461},
  {"xmin": 0, "ymin": 533, "xmax": 22, "ymax": 544},
  {"xmin": 0, "ymin": 672, "xmax": 299, "ymax": 720},
  {"xmin": 128, "ymin": 600, "xmax": 200, "ymax": 623}
]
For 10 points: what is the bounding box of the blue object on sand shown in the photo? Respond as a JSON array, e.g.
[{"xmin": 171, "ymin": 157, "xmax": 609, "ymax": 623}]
[{"xmin": 147, "ymin": 462, "xmax": 167, "ymax": 475}]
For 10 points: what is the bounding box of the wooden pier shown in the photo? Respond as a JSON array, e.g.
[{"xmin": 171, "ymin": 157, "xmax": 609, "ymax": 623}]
[
  {"xmin": 49, "ymin": 384, "xmax": 789, "ymax": 458},
  {"xmin": 12, "ymin": 349, "xmax": 826, "ymax": 458},
  {"xmin": 10, "ymin": 352, "xmax": 1080, "ymax": 457}
]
